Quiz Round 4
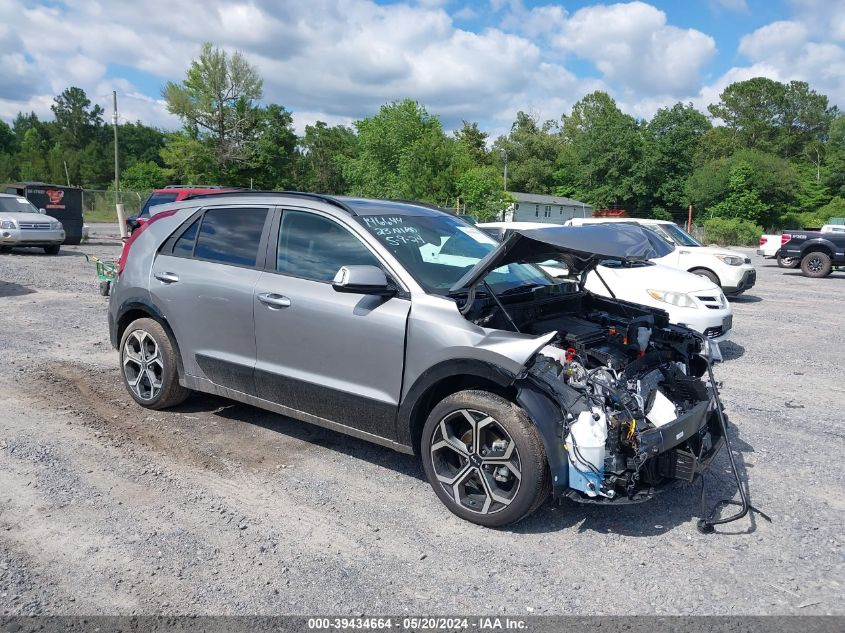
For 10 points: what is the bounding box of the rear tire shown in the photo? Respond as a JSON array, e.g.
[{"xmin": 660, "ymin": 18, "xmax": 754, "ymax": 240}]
[
  {"xmin": 119, "ymin": 317, "xmax": 190, "ymax": 410},
  {"xmin": 776, "ymin": 254, "xmax": 799, "ymax": 268},
  {"xmin": 43, "ymin": 245, "xmax": 60, "ymax": 255},
  {"xmin": 691, "ymin": 268, "xmax": 720, "ymax": 287},
  {"xmin": 800, "ymin": 252, "xmax": 832, "ymax": 278},
  {"xmin": 421, "ymin": 390, "xmax": 550, "ymax": 527}
]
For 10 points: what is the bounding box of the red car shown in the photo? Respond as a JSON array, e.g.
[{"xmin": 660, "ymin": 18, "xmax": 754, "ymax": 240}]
[{"xmin": 127, "ymin": 185, "xmax": 239, "ymax": 234}]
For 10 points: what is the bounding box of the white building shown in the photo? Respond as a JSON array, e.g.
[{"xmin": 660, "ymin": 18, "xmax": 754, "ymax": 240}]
[{"xmin": 502, "ymin": 192, "xmax": 592, "ymax": 224}]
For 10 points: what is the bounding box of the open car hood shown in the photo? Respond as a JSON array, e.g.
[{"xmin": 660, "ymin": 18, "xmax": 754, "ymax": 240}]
[{"xmin": 450, "ymin": 223, "xmax": 673, "ymax": 294}]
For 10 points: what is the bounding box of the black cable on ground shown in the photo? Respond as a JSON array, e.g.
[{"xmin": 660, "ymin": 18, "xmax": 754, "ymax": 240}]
[{"xmin": 696, "ymin": 344, "xmax": 771, "ymax": 533}]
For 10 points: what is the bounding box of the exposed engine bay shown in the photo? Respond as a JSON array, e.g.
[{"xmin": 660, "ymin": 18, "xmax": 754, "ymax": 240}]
[{"xmin": 462, "ymin": 284, "xmax": 724, "ymax": 502}]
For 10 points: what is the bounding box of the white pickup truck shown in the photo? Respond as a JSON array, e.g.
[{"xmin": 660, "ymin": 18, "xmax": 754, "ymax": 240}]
[{"xmin": 758, "ymin": 225, "xmax": 845, "ymax": 268}]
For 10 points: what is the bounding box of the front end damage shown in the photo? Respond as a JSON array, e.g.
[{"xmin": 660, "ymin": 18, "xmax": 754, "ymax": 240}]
[
  {"xmin": 516, "ymin": 310, "xmax": 725, "ymax": 503},
  {"xmin": 450, "ymin": 224, "xmax": 732, "ymax": 506}
]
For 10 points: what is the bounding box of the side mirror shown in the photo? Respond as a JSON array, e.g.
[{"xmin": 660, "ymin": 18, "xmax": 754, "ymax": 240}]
[
  {"xmin": 38, "ymin": 208, "xmax": 46, "ymax": 214},
  {"xmin": 332, "ymin": 265, "xmax": 396, "ymax": 296}
]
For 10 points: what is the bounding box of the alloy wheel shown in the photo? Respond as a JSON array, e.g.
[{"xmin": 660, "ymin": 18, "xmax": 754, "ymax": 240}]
[
  {"xmin": 122, "ymin": 330, "xmax": 164, "ymax": 401},
  {"xmin": 808, "ymin": 256, "xmax": 823, "ymax": 273},
  {"xmin": 429, "ymin": 409, "xmax": 522, "ymax": 515}
]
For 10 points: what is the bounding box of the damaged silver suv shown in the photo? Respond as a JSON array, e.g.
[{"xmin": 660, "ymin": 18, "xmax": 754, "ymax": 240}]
[{"xmin": 108, "ymin": 193, "xmax": 726, "ymax": 527}]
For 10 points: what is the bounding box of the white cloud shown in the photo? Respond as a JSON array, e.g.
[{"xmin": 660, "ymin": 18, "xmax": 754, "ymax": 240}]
[
  {"xmin": 548, "ymin": 2, "xmax": 716, "ymax": 96},
  {"xmin": 2, "ymin": 0, "xmax": 843, "ymax": 139}
]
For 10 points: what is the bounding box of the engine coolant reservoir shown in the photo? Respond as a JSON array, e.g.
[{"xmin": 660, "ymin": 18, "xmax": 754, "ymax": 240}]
[{"xmin": 566, "ymin": 408, "xmax": 607, "ymax": 497}]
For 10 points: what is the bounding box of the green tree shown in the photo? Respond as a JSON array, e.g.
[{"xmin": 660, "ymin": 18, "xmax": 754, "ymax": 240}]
[
  {"xmin": 160, "ymin": 131, "xmax": 217, "ymax": 184},
  {"xmin": 238, "ymin": 104, "xmax": 298, "ymax": 189},
  {"xmin": 642, "ymin": 103, "xmax": 711, "ymax": 209},
  {"xmin": 340, "ymin": 99, "xmax": 463, "ymax": 203},
  {"xmin": 119, "ymin": 161, "xmax": 173, "ymax": 191},
  {"xmin": 708, "ymin": 78, "xmax": 837, "ymax": 159},
  {"xmin": 555, "ymin": 91, "xmax": 642, "ymax": 208},
  {"xmin": 456, "ymin": 166, "xmax": 513, "ymax": 220},
  {"xmin": 707, "ymin": 162, "xmax": 769, "ymax": 223},
  {"xmin": 51, "ymin": 86, "xmax": 104, "ymax": 150},
  {"xmin": 17, "ymin": 128, "xmax": 49, "ymax": 181},
  {"xmin": 454, "ymin": 121, "xmax": 489, "ymax": 166},
  {"xmin": 163, "ymin": 42, "xmax": 264, "ymax": 172},
  {"xmin": 493, "ymin": 111, "xmax": 560, "ymax": 194},
  {"xmin": 298, "ymin": 121, "xmax": 358, "ymax": 194},
  {"xmin": 119, "ymin": 122, "xmax": 167, "ymax": 169},
  {"xmin": 824, "ymin": 116, "xmax": 845, "ymax": 197},
  {"xmin": 687, "ymin": 149, "xmax": 798, "ymax": 227}
]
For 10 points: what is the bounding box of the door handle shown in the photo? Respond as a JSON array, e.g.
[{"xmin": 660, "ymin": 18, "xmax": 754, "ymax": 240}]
[
  {"xmin": 257, "ymin": 292, "xmax": 291, "ymax": 309},
  {"xmin": 154, "ymin": 271, "xmax": 180, "ymax": 284}
]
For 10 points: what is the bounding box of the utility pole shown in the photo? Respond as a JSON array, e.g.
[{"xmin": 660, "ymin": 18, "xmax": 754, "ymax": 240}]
[
  {"xmin": 687, "ymin": 204, "xmax": 693, "ymax": 233},
  {"xmin": 113, "ymin": 90, "xmax": 127, "ymax": 238}
]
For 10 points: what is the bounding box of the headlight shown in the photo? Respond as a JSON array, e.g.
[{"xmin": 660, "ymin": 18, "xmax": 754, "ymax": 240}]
[
  {"xmin": 715, "ymin": 255, "xmax": 744, "ymax": 266},
  {"xmin": 647, "ymin": 289, "xmax": 697, "ymax": 308},
  {"xmin": 51, "ymin": 220, "xmax": 63, "ymax": 230},
  {"xmin": 0, "ymin": 220, "xmax": 16, "ymax": 229}
]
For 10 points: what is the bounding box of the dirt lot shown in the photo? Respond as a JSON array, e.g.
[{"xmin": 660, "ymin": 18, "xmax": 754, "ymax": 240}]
[{"xmin": 1, "ymin": 224, "xmax": 843, "ymax": 616}]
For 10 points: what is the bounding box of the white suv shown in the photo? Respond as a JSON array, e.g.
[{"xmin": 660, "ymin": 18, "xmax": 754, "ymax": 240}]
[{"xmin": 565, "ymin": 218, "xmax": 756, "ymax": 296}]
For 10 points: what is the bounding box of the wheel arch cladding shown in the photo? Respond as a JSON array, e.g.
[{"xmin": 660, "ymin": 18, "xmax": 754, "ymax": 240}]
[
  {"xmin": 513, "ymin": 380, "xmax": 569, "ymax": 497},
  {"xmin": 801, "ymin": 240, "xmax": 835, "ymax": 257},
  {"xmin": 115, "ymin": 301, "xmax": 185, "ymax": 377},
  {"xmin": 399, "ymin": 359, "xmax": 517, "ymax": 453},
  {"xmin": 399, "ymin": 359, "xmax": 566, "ymax": 491}
]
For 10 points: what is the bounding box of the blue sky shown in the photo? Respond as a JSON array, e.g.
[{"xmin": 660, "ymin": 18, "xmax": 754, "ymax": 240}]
[{"xmin": 1, "ymin": 0, "xmax": 843, "ymax": 135}]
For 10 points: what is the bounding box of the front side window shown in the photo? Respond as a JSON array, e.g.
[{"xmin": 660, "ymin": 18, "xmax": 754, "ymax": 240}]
[
  {"xmin": 194, "ymin": 207, "xmax": 268, "ymax": 266},
  {"xmin": 359, "ymin": 213, "xmax": 555, "ymax": 295},
  {"xmin": 276, "ymin": 210, "xmax": 380, "ymax": 282}
]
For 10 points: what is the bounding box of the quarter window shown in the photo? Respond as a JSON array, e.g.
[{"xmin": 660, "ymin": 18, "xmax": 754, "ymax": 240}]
[
  {"xmin": 276, "ymin": 210, "xmax": 380, "ymax": 282},
  {"xmin": 194, "ymin": 207, "xmax": 268, "ymax": 267},
  {"xmin": 172, "ymin": 218, "xmax": 200, "ymax": 257}
]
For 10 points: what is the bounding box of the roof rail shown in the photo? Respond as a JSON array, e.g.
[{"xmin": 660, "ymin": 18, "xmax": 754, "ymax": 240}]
[{"xmin": 180, "ymin": 190, "xmax": 358, "ymax": 215}]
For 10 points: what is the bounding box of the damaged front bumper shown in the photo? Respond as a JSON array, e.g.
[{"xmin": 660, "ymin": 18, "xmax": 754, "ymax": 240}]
[{"xmin": 564, "ymin": 399, "xmax": 725, "ymax": 505}]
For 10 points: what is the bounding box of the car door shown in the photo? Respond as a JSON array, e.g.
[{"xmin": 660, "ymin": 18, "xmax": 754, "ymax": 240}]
[
  {"xmin": 150, "ymin": 206, "xmax": 272, "ymax": 393},
  {"xmin": 252, "ymin": 208, "xmax": 411, "ymax": 440}
]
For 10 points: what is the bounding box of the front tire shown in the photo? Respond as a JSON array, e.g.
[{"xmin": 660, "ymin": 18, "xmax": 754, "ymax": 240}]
[
  {"xmin": 691, "ymin": 268, "xmax": 720, "ymax": 286},
  {"xmin": 421, "ymin": 390, "xmax": 550, "ymax": 527},
  {"xmin": 800, "ymin": 252, "xmax": 832, "ymax": 278},
  {"xmin": 43, "ymin": 245, "xmax": 60, "ymax": 255},
  {"xmin": 776, "ymin": 254, "xmax": 799, "ymax": 268},
  {"xmin": 119, "ymin": 317, "xmax": 189, "ymax": 409}
]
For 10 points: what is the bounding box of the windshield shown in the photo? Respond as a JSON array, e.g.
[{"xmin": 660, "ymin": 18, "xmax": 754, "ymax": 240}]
[
  {"xmin": 652, "ymin": 222, "xmax": 701, "ymax": 247},
  {"xmin": 359, "ymin": 213, "xmax": 557, "ymax": 295},
  {"xmin": 140, "ymin": 192, "xmax": 179, "ymax": 217},
  {"xmin": 0, "ymin": 197, "xmax": 39, "ymax": 214}
]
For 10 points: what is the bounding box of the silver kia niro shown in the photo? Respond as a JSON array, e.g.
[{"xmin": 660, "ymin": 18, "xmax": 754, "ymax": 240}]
[{"xmin": 108, "ymin": 192, "xmax": 726, "ymax": 527}]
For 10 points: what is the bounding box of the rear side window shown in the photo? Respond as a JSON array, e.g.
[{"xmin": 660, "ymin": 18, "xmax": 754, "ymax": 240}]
[
  {"xmin": 172, "ymin": 218, "xmax": 200, "ymax": 257},
  {"xmin": 276, "ymin": 210, "xmax": 380, "ymax": 282},
  {"xmin": 194, "ymin": 207, "xmax": 268, "ymax": 267}
]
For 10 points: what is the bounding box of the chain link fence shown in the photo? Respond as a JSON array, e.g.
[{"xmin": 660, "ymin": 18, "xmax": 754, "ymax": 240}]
[{"xmin": 81, "ymin": 189, "xmax": 151, "ymax": 222}]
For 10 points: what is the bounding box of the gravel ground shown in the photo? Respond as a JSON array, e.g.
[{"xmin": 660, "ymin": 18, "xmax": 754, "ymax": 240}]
[{"xmin": 0, "ymin": 224, "xmax": 843, "ymax": 616}]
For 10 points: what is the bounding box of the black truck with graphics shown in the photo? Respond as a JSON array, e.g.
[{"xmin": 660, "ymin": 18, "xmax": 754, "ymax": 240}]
[{"xmin": 776, "ymin": 230, "xmax": 845, "ymax": 277}]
